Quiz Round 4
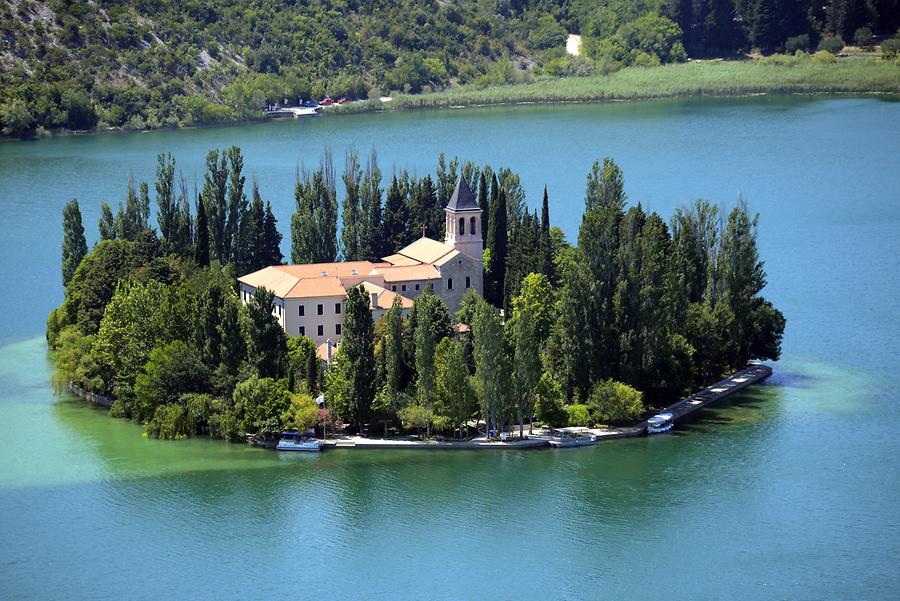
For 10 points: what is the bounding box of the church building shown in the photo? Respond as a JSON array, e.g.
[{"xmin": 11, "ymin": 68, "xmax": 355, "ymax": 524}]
[{"xmin": 237, "ymin": 175, "xmax": 484, "ymax": 348}]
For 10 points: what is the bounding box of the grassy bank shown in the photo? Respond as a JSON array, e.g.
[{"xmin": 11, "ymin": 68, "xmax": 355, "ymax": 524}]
[{"xmin": 332, "ymin": 59, "xmax": 900, "ymax": 114}]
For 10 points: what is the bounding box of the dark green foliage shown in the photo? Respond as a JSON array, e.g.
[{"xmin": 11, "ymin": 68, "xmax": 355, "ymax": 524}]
[
  {"xmin": 358, "ymin": 151, "xmax": 385, "ymax": 261},
  {"xmin": 291, "ymin": 153, "xmax": 339, "ymax": 263},
  {"xmin": 340, "ymin": 285, "xmax": 376, "ymax": 431},
  {"xmin": 194, "ymin": 196, "xmax": 210, "ymax": 267},
  {"xmin": 242, "ymin": 288, "xmax": 287, "ymax": 379},
  {"xmin": 485, "ymin": 184, "xmax": 508, "ymax": 307},
  {"xmin": 135, "ymin": 340, "xmax": 207, "ymax": 421},
  {"xmin": 819, "ymin": 35, "xmax": 846, "ymax": 53},
  {"xmin": 61, "ymin": 198, "xmax": 87, "ymax": 287},
  {"xmin": 99, "ymin": 203, "xmax": 117, "ymax": 241}
]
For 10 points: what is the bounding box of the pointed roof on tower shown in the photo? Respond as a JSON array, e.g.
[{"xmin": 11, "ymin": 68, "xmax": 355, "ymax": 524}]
[{"xmin": 446, "ymin": 175, "xmax": 479, "ymax": 211}]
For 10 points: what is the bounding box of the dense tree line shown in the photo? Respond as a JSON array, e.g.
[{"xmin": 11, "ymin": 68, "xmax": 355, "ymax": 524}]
[{"xmin": 5, "ymin": 0, "xmax": 898, "ymax": 138}]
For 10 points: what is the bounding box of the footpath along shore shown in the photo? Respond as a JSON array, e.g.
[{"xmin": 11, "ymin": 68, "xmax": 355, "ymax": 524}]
[{"xmin": 320, "ymin": 363, "xmax": 773, "ymax": 451}]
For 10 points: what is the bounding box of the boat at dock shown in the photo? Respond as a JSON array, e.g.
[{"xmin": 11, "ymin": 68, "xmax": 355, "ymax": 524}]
[
  {"xmin": 275, "ymin": 430, "xmax": 321, "ymax": 452},
  {"xmin": 548, "ymin": 427, "xmax": 598, "ymax": 448},
  {"xmin": 646, "ymin": 412, "xmax": 674, "ymax": 434}
]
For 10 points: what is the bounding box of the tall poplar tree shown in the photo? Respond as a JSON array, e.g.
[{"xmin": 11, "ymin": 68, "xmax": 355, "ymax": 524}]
[
  {"xmin": 341, "ymin": 285, "xmax": 376, "ymax": 432},
  {"xmin": 291, "ymin": 154, "xmax": 339, "ymax": 263},
  {"xmin": 194, "ymin": 195, "xmax": 210, "ymax": 267},
  {"xmin": 155, "ymin": 153, "xmax": 178, "ymax": 244},
  {"xmin": 201, "ymin": 149, "xmax": 229, "ymax": 264},
  {"xmin": 341, "ymin": 150, "xmax": 362, "ymax": 260},
  {"xmin": 225, "ymin": 146, "xmax": 247, "ymax": 264},
  {"xmin": 61, "ymin": 198, "xmax": 88, "ymax": 287},
  {"xmin": 98, "ymin": 202, "xmax": 116, "ymax": 241}
]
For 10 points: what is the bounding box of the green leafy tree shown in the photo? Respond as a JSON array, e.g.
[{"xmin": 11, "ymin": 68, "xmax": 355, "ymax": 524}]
[
  {"xmin": 434, "ymin": 337, "xmax": 475, "ymax": 437},
  {"xmin": 282, "ymin": 392, "xmax": 319, "ymax": 431},
  {"xmin": 233, "ymin": 375, "xmax": 292, "ymax": 435},
  {"xmin": 341, "ymin": 149, "xmax": 362, "ymax": 260},
  {"xmin": 194, "ymin": 195, "xmax": 210, "ymax": 267},
  {"xmin": 587, "ymin": 379, "xmax": 644, "ymax": 424},
  {"xmin": 99, "ymin": 202, "xmax": 117, "ymax": 241},
  {"xmin": 291, "ymin": 154, "xmax": 339, "ymax": 263},
  {"xmin": 135, "ymin": 340, "xmax": 207, "ymax": 420},
  {"xmin": 242, "ymin": 287, "xmax": 287, "ymax": 378},
  {"xmin": 61, "ymin": 199, "xmax": 88, "ymax": 287},
  {"xmin": 155, "ymin": 153, "xmax": 178, "ymax": 245},
  {"xmin": 471, "ymin": 296, "xmax": 507, "ymax": 434}
]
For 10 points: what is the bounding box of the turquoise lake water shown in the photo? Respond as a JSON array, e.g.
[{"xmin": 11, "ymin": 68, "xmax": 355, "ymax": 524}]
[{"xmin": 0, "ymin": 96, "xmax": 898, "ymax": 599}]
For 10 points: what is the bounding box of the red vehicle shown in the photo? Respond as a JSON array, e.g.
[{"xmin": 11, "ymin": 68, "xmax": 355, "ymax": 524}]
[
  {"xmin": 337, "ymin": 97, "xmax": 352, "ymax": 104},
  {"xmin": 319, "ymin": 97, "xmax": 334, "ymax": 106}
]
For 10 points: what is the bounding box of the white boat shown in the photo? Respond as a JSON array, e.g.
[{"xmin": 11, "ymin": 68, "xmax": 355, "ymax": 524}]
[
  {"xmin": 548, "ymin": 427, "xmax": 598, "ymax": 448},
  {"xmin": 275, "ymin": 430, "xmax": 321, "ymax": 452},
  {"xmin": 647, "ymin": 413, "xmax": 674, "ymax": 434}
]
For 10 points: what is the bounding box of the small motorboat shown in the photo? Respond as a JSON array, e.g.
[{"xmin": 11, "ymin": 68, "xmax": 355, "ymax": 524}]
[
  {"xmin": 647, "ymin": 412, "xmax": 674, "ymax": 434},
  {"xmin": 548, "ymin": 427, "xmax": 597, "ymax": 448},
  {"xmin": 276, "ymin": 430, "xmax": 321, "ymax": 452}
]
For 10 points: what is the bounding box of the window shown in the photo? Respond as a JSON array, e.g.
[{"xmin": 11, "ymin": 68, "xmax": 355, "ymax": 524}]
[
  {"xmin": 401, "ymin": 284, "xmax": 406, "ymax": 292},
  {"xmin": 448, "ymin": 278, "xmax": 453, "ymax": 290},
  {"xmin": 299, "ymin": 305, "xmax": 304, "ymax": 316},
  {"xmin": 465, "ymin": 276, "xmax": 471, "ymax": 288},
  {"xmin": 335, "ymin": 302, "xmax": 342, "ymax": 314},
  {"xmin": 317, "ymin": 304, "xmax": 324, "ymax": 316},
  {"xmin": 470, "ymin": 216, "xmax": 477, "ymax": 236},
  {"xmin": 459, "ymin": 217, "xmax": 465, "ymax": 235},
  {"xmin": 415, "ymin": 283, "xmax": 420, "ymax": 291},
  {"xmin": 317, "ymin": 325, "xmax": 324, "ymax": 337},
  {"xmin": 335, "ymin": 324, "xmax": 342, "ymax": 335},
  {"xmin": 299, "ymin": 326, "xmax": 305, "ymax": 336},
  {"xmin": 392, "ymin": 285, "xmax": 397, "ymax": 291}
]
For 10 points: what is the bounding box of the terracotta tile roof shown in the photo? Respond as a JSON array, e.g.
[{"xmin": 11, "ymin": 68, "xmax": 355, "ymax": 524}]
[
  {"xmin": 433, "ymin": 249, "xmax": 461, "ymax": 266},
  {"xmin": 375, "ymin": 264, "xmax": 441, "ymax": 282},
  {"xmin": 360, "ymin": 281, "xmax": 414, "ymax": 309},
  {"xmin": 286, "ymin": 277, "xmax": 348, "ymax": 298},
  {"xmin": 388, "ymin": 236, "xmax": 455, "ymax": 264},
  {"xmin": 380, "ymin": 253, "xmax": 421, "ymax": 266}
]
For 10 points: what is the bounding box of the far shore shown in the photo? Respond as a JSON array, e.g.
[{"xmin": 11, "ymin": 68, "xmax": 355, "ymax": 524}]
[{"xmin": 5, "ymin": 59, "xmax": 899, "ymax": 142}]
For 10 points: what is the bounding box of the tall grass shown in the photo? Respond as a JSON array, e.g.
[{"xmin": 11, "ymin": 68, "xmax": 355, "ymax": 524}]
[{"xmin": 330, "ymin": 59, "xmax": 900, "ymax": 115}]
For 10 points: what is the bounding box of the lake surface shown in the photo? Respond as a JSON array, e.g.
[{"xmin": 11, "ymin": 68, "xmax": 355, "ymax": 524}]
[{"xmin": 1, "ymin": 96, "xmax": 899, "ymax": 599}]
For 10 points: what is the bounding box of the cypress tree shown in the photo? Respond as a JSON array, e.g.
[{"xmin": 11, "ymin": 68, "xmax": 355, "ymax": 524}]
[
  {"xmin": 478, "ymin": 171, "xmax": 489, "ymax": 240},
  {"xmin": 486, "ymin": 188, "xmax": 507, "ymax": 307},
  {"xmin": 194, "ymin": 194, "xmax": 210, "ymax": 267},
  {"xmin": 61, "ymin": 198, "xmax": 88, "ymax": 287},
  {"xmin": 382, "ymin": 175, "xmax": 409, "ymax": 252},
  {"xmin": 263, "ymin": 202, "xmax": 283, "ymax": 265},
  {"xmin": 540, "ymin": 186, "xmax": 554, "ymax": 281},
  {"xmin": 138, "ymin": 181, "xmax": 151, "ymax": 231}
]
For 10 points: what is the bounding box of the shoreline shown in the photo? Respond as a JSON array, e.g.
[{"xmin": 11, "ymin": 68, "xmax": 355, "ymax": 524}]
[{"xmin": 5, "ymin": 60, "xmax": 899, "ymax": 143}]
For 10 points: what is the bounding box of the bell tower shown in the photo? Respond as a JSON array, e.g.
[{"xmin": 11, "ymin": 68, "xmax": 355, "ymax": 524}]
[{"xmin": 444, "ymin": 175, "xmax": 483, "ymax": 263}]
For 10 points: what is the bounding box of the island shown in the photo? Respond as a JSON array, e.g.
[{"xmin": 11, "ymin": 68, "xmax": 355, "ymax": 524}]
[{"xmin": 47, "ymin": 148, "xmax": 785, "ymax": 446}]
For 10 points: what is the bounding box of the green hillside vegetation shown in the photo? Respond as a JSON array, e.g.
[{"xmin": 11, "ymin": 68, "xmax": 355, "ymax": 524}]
[
  {"xmin": 3, "ymin": 0, "xmax": 900, "ymax": 137},
  {"xmin": 48, "ymin": 147, "xmax": 785, "ymax": 441}
]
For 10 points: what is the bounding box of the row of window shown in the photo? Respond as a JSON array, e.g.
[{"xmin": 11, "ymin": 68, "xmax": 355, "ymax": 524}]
[
  {"xmin": 299, "ymin": 302, "xmax": 342, "ymax": 317},
  {"xmin": 455, "ymin": 216, "xmax": 477, "ymax": 236},
  {"xmin": 300, "ymin": 324, "xmax": 341, "ymax": 337},
  {"xmin": 389, "ymin": 278, "xmax": 471, "ymax": 293}
]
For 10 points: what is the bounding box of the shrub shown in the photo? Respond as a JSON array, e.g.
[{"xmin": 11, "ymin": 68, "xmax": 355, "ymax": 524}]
[
  {"xmin": 145, "ymin": 403, "xmax": 192, "ymax": 439},
  {"xmin": 587, "ymin": 379, "xmax": 644, "ymax": 424},
  {"xmin": 882, "ymin": 38, "xmax": 900, "ymax": 59},
  {"xmin": 853, "ymin": 27, "xmax": 873, "ymax": 48},
  {"xmin": 785, "ymin": 34, "xmax": 810, "ymax": 54},
  {"xmin": 565, "ymin": 404, "xmax": 591, "ymax": 427},
  {"xmin": 811, "ymin": 50, "xmax": 836, "ymax": 64},
  {"xmin": 818, "ymin": 35, "xmax": 844, "ymax": 54}
]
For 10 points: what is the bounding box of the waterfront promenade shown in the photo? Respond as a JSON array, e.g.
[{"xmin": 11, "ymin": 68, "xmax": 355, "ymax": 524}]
[{"xmin": 321, "ymin": 363, "xmax": 774, "ymax": 451}]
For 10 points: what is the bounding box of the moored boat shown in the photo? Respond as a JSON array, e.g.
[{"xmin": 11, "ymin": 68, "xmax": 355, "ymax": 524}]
[
  {"xmin": 548, "ymin": 427, "xmax": 598, "ymax": 448},
  {"xmin": 275, "ymin": 430, "xmax": 322, "ymax": 452},
  {"xmin": 646, "ymin": 412, "xmax": 674, "ymax": 434}
]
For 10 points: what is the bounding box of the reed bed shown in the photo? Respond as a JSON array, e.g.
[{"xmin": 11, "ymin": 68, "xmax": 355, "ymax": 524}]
[{"xmin": 330, "ymin": 59, "xmax": 900, "ymax": 115}]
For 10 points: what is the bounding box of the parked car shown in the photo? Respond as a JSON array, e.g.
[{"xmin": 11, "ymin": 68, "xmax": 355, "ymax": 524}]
[
  {"xmin": 303, "ymin": 99, "xmax": 319, "ymax": 108},
  {"xmin": 337, "ymin": 97, "xmax": 352, "ymax": 104},
  {"xmin": 319, "ymin": 97, "xmax": 334, "ymax": 105}
]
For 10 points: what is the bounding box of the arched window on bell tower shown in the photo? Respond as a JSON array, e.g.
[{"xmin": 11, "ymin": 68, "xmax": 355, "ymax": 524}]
[
  {"xmin": 470, "ymin": 216, "xmax": 477, "ymax": 237},
  {"xmin": 459, "ymin": 217, "xmax": 465, "ymax": 236}
]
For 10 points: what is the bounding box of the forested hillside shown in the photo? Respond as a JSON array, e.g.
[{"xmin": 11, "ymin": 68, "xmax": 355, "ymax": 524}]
[{"xmin": 2, "ymin": 0, "xmax": 898, "ymax": 136}]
